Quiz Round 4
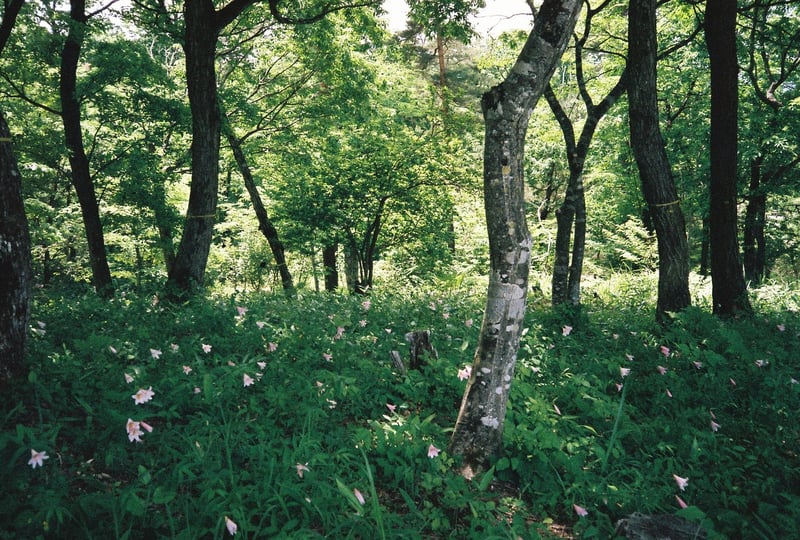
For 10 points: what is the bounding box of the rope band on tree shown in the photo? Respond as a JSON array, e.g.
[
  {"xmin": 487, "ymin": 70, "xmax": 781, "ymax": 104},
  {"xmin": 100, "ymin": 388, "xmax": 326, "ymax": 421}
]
[{"xmin": 650, "ymin": 199, "xmax": 681, "ymax": 208}]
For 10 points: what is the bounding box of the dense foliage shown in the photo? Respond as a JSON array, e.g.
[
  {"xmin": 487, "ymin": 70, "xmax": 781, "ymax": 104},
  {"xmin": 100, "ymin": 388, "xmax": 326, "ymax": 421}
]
[
  {"xmin": 3, "ymin": 1, "xmax": 800, "ymax": 538},
  {"xmin": 3, "ymin": 279, "xmax": 799, "ymax": 538}
]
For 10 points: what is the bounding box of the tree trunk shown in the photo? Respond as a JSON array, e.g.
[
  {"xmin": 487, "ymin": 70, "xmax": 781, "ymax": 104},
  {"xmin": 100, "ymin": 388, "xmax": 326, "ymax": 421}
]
[
  {"xmin": 352, "ymin": 197, "xmax": 386, "ymax": 293},
  {"xmin": 448, "ymin": 0, "xmax": 582, "ymax": 477},
  {"xmin": 220, "ymin": 111, "xmax": 294, "ymax": 294},
  {"xmin": 552, "ymin": 171, "xmax": 587, "ymax": 306},
  {"xmin": 567, "ymin": 187, "xmax": 585, "ymax": 304},
  {"xmin": 705, "ymin": 0, "xmax": 751, "ymax": 316},
  {"xmin": 1, "ymin": 1, "xmax": 31, "ymax": 387},
  {"xmin": 166, "ymin": 0, "xmax": 221, "ymax": 296},
  {"xmin": 699, "ymin": 216, "xmax": 710, "ymax": 276},
  {"xmin": 322, "ymin": 243, "xmax": 338, "ymax": 291},
  {"xmin": 155, "ymin": 212, "xmax": 177, "ymax": 275},
  {"xmin": 344, "ymin": 239, "xmax": 359, "ymax": 294},
  {"xmin": 627, "ymin": 0, "xmax": 691, "ymax": 320},
  {"xmin": 546, "ymin": 60, "xmax": 627, "ymax": 307},
  {"xmin": 436, "ymin": 32, "xmax": 448, "ymax": 113},
  {"xmin": 60, "ymin": 0, "xmax": 113, "ymax": 297},
  {"xmin": 743, "ymin": 157, "xmax": 766, "ymax": 285},
  {"xmin": 552, "ymin": 181, "xmax": 576, "ymax": 305},
  {"xmin": 0, "ymin": 112, "xmax": 32, "ymax": 387}
]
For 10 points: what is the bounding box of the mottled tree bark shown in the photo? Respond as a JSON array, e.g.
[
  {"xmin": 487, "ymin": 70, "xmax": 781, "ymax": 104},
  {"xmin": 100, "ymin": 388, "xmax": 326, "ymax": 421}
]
[
  {"xmin": 448, "ymin": 0, "xmax": 581, "ymax": 476},
  {"xmin": 0, "ymin": 1, "xmax": 29, "ymax": 387},
  {"xmin": 0, "ymin": 112, "xmax": 31, "ymax": 387},
  {"xmin": 60, "ymin": 0, "xmax": 113, "ymax": 297},
  {"xmin": 627, "ymin": 0, "xmax": 690, "ymax": 319},
  {"xmin": 705, "ymin": 0, "xmax": 751, "ymax": 316}
]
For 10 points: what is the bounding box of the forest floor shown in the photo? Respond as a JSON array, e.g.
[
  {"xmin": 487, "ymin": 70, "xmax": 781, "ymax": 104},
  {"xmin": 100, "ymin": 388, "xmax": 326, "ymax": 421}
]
[{"xmin": 2, "ymin": 274, "xmax": 799, "ymax": 539}]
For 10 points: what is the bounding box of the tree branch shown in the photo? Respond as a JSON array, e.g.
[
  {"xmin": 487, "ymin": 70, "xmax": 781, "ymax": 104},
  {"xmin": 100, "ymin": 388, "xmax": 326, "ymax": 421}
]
[{"xmin": 267, "ymin": 0, "xmax": 379, "ymax": 25}]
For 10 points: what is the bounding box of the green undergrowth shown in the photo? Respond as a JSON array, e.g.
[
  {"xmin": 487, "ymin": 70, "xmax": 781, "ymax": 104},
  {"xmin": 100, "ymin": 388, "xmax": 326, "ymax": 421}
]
[{"xmin": 2, "ymin": 278, "xmax": 799, "ymax": 539}]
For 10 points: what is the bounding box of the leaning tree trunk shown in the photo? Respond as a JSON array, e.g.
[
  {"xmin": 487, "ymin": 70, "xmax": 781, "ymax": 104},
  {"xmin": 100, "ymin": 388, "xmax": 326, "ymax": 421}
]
[
  {"xmin": 448, "ymin": 0, "xmax": 582, "ymax": 477},
  {"xmin": 705, "ymin": 0, "xmax": 751, "ymax": 316},
  {"xmin": 627, "ymin": 0, "xmax": 691, "ymax": 320},
  {"xmin": 166, "ymin": 1, "xmax": 221, "ymax": 295},
  {"xmin": 220, "ymin": 110, "xmax": 294, "ymax": 294},
  {"xmin": 60, "ymin": 0, "xmax": 113, "ymax": 297},
  {"xmin": 0, "ymin": 112, "xmax": 31, "ymax": 387}
]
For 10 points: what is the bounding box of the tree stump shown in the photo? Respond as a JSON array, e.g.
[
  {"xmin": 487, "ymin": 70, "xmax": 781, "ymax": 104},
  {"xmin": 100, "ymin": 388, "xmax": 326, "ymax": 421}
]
[
  {"xmin": 614, "ymin": 513, "xmax": 707, "ymax": 539},
  {"xmin": 389, "ymin": 330, "xmax": 438, "ymax": 375}
]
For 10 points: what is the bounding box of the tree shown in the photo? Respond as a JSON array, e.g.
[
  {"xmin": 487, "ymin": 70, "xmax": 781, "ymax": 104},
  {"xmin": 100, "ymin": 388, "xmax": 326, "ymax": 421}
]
[
  {"xmin": 448, "ymin": 0, "xmax": 581, "ymax": 476},
  {"xmin": 220, "ymin": 103, "xmax": 294, "ymax": 294},
  {"xmin": 274, "ymin": 106, "xmax": 453, "ymax": 293},
  {"xmin": 546, "ymin": 0, "xmax": 627, "ymax": 306},
  {"xmin": 627, "ymin": 0, "xmax": 691, "ymax": 319},
  {"xmin": 705, "ymin": 0, "xmax": 751, "ymax": 315},
  {"xmin": 0, "ymin": 0, "xmax": 31, "ymax": 387},
  {"xmin": 405, "ymin": 0, "xmax": 484, "ymax": 111},
  {"xmin": 153, "ymin": 0, "xmax": 376, "ymax": 297},
  {"xmin": 740, "ymin": 1, "xmax": 800, "ymax": 285},
  {"xmin": 60, "ymin": 0, "xmax": 114, "ymax": 296}
]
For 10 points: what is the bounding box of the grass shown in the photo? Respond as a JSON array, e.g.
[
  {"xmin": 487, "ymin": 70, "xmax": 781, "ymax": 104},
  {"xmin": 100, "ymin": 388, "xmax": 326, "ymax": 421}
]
[{"xmin": 2, "ymin": 275, "xmax": 799, "ymax": 539}]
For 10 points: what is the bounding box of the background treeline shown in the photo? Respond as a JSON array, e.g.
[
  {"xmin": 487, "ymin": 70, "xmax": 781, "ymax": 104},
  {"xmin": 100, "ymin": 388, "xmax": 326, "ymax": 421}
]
[{"xmin": 1, "ymin": 1, "xmax": 796, "ymax": 302}]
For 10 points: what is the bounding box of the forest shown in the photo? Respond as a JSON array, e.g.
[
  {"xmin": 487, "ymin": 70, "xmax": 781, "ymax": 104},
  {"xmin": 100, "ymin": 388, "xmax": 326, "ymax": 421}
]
[{"xmin": 1, "ymin": 0, "xmax": 799, "ymax": 538}]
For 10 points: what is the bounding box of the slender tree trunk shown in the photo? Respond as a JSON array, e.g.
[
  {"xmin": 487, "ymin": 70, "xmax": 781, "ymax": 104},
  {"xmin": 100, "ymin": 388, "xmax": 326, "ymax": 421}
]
[
  {"xmin": 436, "ymin": 32, "xmax": 448, "ymax": 113},
  {"xmin": 537, "ymin": 163, "xmax": 557, "ymax": 221},
  {"xmin": 743, "ymin": 157, "xmax": 766, "ymax": 285},
  {"xmin": 344, "ymin": 239, "xmax": 359, "ymax": 294},
  {"xmin": 220, "ymin": 111, "xmax": 294, "ymax": 294},
  {"xmin": 322, "ymin": 243, "xmax": 338, "ymax": 291},
  {"xmin": 60, "ymin": 0, "xmax": 113, "ymax": 297},
  {"xmin": 705, "ymin": 0, "xmax": 751, "ymax": 316},
  {"xmin": 627, "ymin": 0, "xmax": 690, "ymax": 320},
  {"xmin": 167, "ymin": 1, "xmax": 221, "ymax": 296},
  {"xmin": 155, "ymin": 213, "xmax": 177, "ymax": 274},
  {"xmin": 566, "ymin": 186, "xmax": 585, "ymax": 304},
  {"xmin": 699, "ymin": 216, "xmax": 710, "ymax": 276},
  {"xmin": 546, "ymin": 66, "xmax": 627, "ymax": 306},
  {"xmin": 449, "ymin": 0, "xmax": 581, "ymax": 476},
  {"xmin": 354, "ymin": 198, "xmax": 385, "ymax": 293},
  {"xmin": 0, "ymin": 112, "xmax": 31, "ymax": 387},
  {"xmin": 552, "ymin": 181, "xmax": 576, "ymax": 305}
]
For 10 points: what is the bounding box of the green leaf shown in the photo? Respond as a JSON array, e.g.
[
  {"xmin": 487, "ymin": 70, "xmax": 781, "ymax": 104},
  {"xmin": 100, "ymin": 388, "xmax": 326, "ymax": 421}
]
[
  {"xmin": 477, "ymin": 465, "xmax": 495, "ymax": 492},
  {"xmin": 138, "ymin": 465, "xmax": 151, "ymax": 485},
  {"xmin": 152, "ymin": 486, "xmax": 176, "ymax": 505},
  {"xmin": 125, "ymin": 493, "xmax": 146, "ymax": 517}
]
